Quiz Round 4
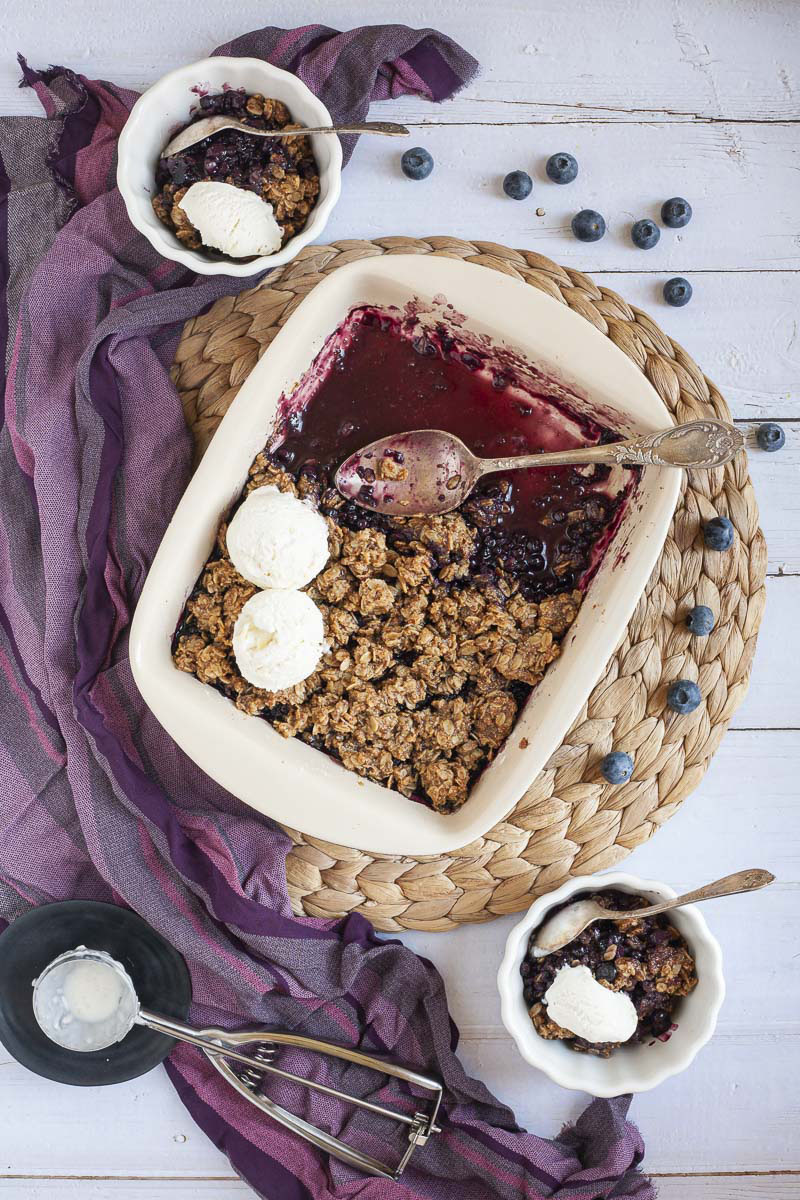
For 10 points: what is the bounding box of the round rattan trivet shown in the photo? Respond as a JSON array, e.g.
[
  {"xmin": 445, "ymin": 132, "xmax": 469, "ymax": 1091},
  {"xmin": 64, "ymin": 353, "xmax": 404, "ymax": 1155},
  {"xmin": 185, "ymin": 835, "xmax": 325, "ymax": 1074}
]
[{"xmin": 172, "ymin": 237, "xmax": 766, "ymax": 932}]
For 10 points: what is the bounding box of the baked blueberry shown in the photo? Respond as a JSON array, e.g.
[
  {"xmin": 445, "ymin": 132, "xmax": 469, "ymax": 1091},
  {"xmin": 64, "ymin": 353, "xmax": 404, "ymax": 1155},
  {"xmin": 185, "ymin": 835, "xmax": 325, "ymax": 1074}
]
[
  {"xmin": 546, "ymin": 152, "xmax": 578, "ymax": 184},
  {"xmin": 571, "ymin": 209, "xmax": 606, "ymax": 242},
  {"xmin": 663, "ymin": 276, "xmax": 693, "ymax": 307},
  {"xmin": 756, "ymin": 422, "xmax": 785, "ymax": 452},
  {"xmin": 631, "ymin": 219, "xmax": 660, "ymax": 249},
  {"xmin": 661, "ymin": 197, "xmax": 692, "ymax": 228},
  {"xmin": 600, "ymin": 751, "xmax": 634, "ymax": 784},
  {"xmin": 401, "ymin": 147, "xmax": 434, "ymax": 180},
  {"xmin": 686, "ymin": 605, "xmax": 715, "ymax": 636},
  {"xmin": 666, "ymin": 679, "xmax": 702, "ymax": 714},
  {"xmin": 703, "ymin": 516, "xmax": 735, "ymax": 551},
  {"xmin": 503, "ymin": 170, "xmax": 533, "ymax": 200}
]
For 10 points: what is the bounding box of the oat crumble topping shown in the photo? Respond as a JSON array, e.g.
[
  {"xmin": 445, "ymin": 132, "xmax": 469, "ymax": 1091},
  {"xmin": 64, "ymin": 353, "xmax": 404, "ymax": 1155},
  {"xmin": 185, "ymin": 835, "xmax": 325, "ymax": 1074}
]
[{"xmin": 173, "ymin": 455, "xmax": 582, "ymax": 812}]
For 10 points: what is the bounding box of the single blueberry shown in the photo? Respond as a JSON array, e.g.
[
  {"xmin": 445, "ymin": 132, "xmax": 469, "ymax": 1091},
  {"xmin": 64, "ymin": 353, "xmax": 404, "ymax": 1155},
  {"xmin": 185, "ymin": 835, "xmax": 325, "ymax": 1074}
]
[
  {"xmin": 703, "ymin": 516, "xmax": 735, "ymax": 551},
  {"xmin": 756, "ymin": 422, "xmax": 785, "ymax": 452},
  {"xmin": 686, "ymin": 604, "xmax": 715, "ymax": 636},
  {"xmin": 631, "ymin": 219, "xmax": 660, "ymax": 250},
  {"xmin": 600, "ymin": 751, "xmax": 634, "ymax": 785},
  {"xmin": 571, "ymin": 209, "xmax": 606, "ymax": 242},
  {"xmin": 595, "ymin": 961, "xmax": 617, "ymax": 982},
  {"xmin": 546, "ymin": 152, "xmax": 578, "ymax": 184},
  {"xmin": 666, "ymin": 679, "xmax": 702, "ymax": 714},
  {"xmin": 401, "ymin": 147, "xmax": 434, "ymax": 180},
  {"xmin": 661, "ymin": 197, "xmax": 692, "ymax": 228},
  {"xmin": 663, "ymin": 276, "xmax": 693, "ymax": 307},
  {"xmin": 503, "ymin": 170, "xmax": 533, "ymax": 200}
]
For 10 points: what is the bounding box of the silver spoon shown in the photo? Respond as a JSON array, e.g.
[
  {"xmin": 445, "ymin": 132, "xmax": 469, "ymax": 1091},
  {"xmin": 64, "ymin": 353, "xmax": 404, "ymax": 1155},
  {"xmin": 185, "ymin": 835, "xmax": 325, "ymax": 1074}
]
[
  {"xmin": 531, "ymin": 867, "xmax": 774, "ymax": 957},
  {"xmin": 162, "ymin": 116, "xmax": 409, "ymax": 158},
  {"xmin": 334, "ymin": 419, "xmax": 744, "ymax": 517}
]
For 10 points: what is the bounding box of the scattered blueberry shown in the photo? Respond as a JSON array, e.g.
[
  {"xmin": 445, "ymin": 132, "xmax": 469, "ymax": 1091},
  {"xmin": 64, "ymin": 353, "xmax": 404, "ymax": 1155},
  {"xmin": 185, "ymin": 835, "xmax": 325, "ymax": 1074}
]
[
  {"xmin": 686, "ymin": 605, "xmax": 715, "ymax": 636},
  {"xmin": 546, "ymin": 152, "xmax": 578, "ymax": 184},
  {"xmin": 663, "ymin": 276, "xmax": 693, "ymax": 307},
  {"xmin": 503, "ymin": 170, "xmax": 533, "ymax": 200},
  {"xmin": 600, "ymin": 751, "xmax": 634, "ymax": 784},
  {"xmin": 571, "ymin": 209, "xmax": 606, "ymax": 242},
  {"xmin": 631, "ymin": 219, "xmax": 660, "ymax": 250},
  {"xmin": 703, "ymin": 516, "xmax": 735, "ymax": 551},
  {"xmin": 666, "ymin": 679, "xmax": 702, "ymax": 714},
  {"xmin": 401, "ymin": 147, "xmax": 434, "ymax": 180},
  {"xmin": 756, "ymin": 422, "xmax": 785, "ymax": 452},
  {"xmin": 661, "ymin": 197, "xmax": 692, "ymax": 228}
]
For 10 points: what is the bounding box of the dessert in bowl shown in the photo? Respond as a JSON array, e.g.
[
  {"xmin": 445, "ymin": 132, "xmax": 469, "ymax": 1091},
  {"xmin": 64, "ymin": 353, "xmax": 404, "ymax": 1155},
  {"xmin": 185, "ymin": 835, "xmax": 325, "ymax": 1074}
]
[
  {"xmin": 497, "ymin": 872, "xmax": 725, "ymax": 1096},
  {"xmin": 117, "ymin": 57, "xmax": 342, "ymax": 275},
  {"xmin": 129, "ymin": 255, "xmax": 682, "ymax": 855}
]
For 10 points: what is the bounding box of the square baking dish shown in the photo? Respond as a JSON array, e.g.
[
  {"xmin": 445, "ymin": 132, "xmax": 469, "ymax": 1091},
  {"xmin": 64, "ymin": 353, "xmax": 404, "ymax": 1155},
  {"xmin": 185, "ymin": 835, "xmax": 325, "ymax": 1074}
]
[{"xmin": 129, "ymin": 256, "xmax": 681, "ymax": 855}]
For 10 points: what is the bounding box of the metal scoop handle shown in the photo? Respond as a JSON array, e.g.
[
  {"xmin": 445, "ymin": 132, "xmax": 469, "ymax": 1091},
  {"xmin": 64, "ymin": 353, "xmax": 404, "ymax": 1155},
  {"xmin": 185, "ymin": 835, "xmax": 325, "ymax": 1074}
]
[{"xmin": 138, "ymin": 1008, "xmax": 442, "ymax": 1180}]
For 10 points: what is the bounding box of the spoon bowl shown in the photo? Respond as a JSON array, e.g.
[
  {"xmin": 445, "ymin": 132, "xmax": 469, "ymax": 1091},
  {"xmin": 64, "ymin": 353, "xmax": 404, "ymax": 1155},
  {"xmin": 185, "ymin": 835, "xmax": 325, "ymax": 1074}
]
[{"xmin": 335, "ymin": 420, "xmax": 745, "ymax": 517}]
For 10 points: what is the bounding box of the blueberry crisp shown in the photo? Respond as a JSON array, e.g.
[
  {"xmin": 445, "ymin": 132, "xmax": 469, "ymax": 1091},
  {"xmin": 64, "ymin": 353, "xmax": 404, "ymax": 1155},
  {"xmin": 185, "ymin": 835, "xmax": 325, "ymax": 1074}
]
[
  {"xmin": 152, "ymin": 89, "xmax": 320, "ymax": 254},
  {"xmin": 521, "ymin": 890, "xmax": 698, "ymax": 1055},
  {"xmin": 173, "ymin": 306, "xmax": 634, "ymax": 813}
]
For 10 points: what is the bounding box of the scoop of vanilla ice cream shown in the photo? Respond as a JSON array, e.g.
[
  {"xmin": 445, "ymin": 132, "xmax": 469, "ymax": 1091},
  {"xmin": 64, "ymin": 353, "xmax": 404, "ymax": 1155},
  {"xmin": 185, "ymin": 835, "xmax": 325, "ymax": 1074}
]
[
  {"xmin": 543, "ymin": 964, "xmax": 638, "ymax": 1044},
  {"xmin": 226, "ymin": 486, "xmax": 329, "ymax": 590},
  {"xmin": 233, "ymin": 589, "xmax": 326, "ymax": 691},
  {"xmin": 178, "ymin": 181, "xmax": 283, "ymax": 257}
]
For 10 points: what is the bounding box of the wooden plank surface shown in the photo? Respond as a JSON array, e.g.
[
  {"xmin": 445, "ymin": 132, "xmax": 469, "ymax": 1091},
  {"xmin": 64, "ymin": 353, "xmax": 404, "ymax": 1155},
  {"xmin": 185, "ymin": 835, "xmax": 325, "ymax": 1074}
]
[
  {"xmin": 0, "ymin": 1179, "xmax": 798, "ymax": 1198},
  {"xmin": 1, "ymin": 0, "xmax": 798, "ymax": 123},
  {"xmin": 0, "ymin": 0, "xmax": 797, "ymax": 1193}
]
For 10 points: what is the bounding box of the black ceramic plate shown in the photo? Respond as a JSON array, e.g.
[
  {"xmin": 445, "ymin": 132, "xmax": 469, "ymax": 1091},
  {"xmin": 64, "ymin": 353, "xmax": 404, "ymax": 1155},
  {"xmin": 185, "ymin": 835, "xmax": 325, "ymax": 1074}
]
[{"xmin": 0, "ymin": 901, "xmax": 192, "ymax": 1086}]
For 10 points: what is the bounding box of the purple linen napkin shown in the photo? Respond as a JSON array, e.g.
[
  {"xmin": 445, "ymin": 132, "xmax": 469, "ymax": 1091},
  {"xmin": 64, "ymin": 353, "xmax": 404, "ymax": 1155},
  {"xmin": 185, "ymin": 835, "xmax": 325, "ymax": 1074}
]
[{"xmin": 0, "ymin": 24, "xmax": 653, "ymax": 1199}]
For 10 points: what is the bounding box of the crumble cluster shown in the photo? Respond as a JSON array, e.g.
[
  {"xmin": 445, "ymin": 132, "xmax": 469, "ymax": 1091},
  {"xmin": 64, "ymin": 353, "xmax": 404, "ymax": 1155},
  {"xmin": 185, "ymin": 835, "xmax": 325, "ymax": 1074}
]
[
  {"xmin": 152, "ymin": 90, "xmax": 320, "ymax": 252},
  {"xmin": 173, "ymin": 454, "xmax": 582, "ymax": 812},
  {"xmin": 522, "ymin": 890, "xmax": 698, "ymax": 1056}
]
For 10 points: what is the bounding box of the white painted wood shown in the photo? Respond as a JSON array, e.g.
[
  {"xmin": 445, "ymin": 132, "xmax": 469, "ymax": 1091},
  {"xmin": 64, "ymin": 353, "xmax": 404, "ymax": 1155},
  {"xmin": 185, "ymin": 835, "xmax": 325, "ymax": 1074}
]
[
  {"xmin": 591, "ymin": 273, "xmax": 800, "ymax": 423},
  {"xmin": 326, "ymin": 122, "xmax": 800, "ymax": 272},
  {"xmin": 731, "ymin": 577, "xmax": 799, "ymax": 728},
  {"xmin": 1, "ymin": 0, "xmax": 797, "ymax": 1190},
  {"xmin": 1, "ymin": 0, "xmax": 798, "ymax": 123},
  {"xmin": 1, "ymin": 1179, "xmax": 798, "ymax": 1198}
]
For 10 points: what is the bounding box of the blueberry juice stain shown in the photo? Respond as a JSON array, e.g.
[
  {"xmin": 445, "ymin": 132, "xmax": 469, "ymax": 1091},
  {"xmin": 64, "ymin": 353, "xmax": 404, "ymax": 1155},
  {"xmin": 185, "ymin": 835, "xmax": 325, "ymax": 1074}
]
[{"xmin": 271, "ymin": 306, "xmax": 634, "ymax": 603}]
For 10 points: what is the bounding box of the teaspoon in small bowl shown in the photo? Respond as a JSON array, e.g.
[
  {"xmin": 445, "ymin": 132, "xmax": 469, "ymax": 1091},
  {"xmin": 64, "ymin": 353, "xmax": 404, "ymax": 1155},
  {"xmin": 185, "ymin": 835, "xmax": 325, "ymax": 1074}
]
[
  {"xmin": 531, "ymin": 867, "xmax": 774, "ymax": 957},
  {"xmin": 162, "ymin": 117, "xmax": 409, "ymax": 158},
  {"xmin": 334, "ymin": 419, "xmax": 744, "ymax": 518}
]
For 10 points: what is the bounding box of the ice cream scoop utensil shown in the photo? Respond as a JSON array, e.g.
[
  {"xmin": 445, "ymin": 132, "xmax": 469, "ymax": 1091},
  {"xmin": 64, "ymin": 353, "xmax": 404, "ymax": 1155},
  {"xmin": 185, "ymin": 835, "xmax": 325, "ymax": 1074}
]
[
  {"xmin": 335, "ymin": 420, "xmax": 744, "ymax": 517},
  {"xmin": 162, "ymin": 117, "xmax": 408, "ymax": 157},
  {"xmin": 32, "ymin": 947, "xmax": 440, "ymax": 1181},
  {"xmin": 532, "ymin": 868, "xmax": 774, "ymax": 956}
]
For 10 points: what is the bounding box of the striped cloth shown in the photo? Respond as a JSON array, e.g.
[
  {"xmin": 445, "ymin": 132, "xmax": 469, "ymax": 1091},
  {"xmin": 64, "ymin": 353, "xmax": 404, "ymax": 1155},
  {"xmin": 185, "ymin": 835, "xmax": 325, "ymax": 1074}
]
[{"xmin": 0, "ymin": 25, "xmax": 653, "ymax": 1199}]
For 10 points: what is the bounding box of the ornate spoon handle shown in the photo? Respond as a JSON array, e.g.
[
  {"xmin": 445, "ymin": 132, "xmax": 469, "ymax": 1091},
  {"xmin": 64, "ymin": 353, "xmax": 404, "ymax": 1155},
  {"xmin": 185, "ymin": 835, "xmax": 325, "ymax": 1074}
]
[
  {"xmin": 479, "ymin": 419, "xmax": 744, "ymax": 475},
  {"xmin": 603, "ymin": 868, "xmax": 775, "ymax": 921}
]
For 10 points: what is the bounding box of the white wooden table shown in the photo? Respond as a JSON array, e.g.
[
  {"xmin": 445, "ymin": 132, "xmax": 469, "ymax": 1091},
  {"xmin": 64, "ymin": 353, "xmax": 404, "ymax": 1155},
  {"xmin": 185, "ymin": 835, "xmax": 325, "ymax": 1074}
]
[{"xmin": 1, "ymin": 2, "xmax": 798, "ymax": 1195}]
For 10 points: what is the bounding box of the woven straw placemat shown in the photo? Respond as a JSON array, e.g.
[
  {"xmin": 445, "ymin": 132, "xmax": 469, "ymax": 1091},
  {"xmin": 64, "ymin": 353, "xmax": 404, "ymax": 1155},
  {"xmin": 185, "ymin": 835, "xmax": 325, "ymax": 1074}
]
[{"xmin": 172, "ymin": 236, "xmax": 766, "ymax": 932}]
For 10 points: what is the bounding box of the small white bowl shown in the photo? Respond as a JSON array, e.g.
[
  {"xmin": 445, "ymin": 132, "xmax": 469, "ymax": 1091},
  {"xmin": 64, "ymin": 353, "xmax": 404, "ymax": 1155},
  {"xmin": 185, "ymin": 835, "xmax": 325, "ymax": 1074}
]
[
  {"xmin": 497, "ymin": 871, "xmax": 725, "ymax": 1096},
  {"xmin": 117, "ymin": 56, "xmax": 342, "ymax": 276}
]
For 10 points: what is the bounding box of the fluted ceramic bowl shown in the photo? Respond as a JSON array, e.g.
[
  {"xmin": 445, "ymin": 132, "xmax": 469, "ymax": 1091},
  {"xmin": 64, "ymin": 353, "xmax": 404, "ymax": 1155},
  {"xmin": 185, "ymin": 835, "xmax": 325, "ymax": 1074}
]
[
  {"xmin": 117, "ymin": 56, "xmax": 342, "ymax": 276},
  {"xmin": 497, "ymin": 871, "xmax": 725, "ymax": 1096}
]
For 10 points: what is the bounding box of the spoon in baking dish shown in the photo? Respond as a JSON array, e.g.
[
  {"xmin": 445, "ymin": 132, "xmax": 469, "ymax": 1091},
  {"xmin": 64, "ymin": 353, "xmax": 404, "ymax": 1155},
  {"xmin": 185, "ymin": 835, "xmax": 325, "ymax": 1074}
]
[
  {"xmin": 531, "ymin": 868, "xmax": 775, "ymax": 957},
  {"xmin": 162, "ymin": 117, "xmax": 409, "ymax": 157},
  {"xmin": 334, "ymin": 419, "xmax": 744, "ymax": 517}
]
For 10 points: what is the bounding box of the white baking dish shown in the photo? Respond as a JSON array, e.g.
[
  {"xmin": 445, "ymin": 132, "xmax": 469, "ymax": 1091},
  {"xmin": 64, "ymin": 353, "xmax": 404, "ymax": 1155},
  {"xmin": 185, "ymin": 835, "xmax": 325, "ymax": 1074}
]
[{"xmin": 130, "ymin": 256, "xmax": 681, "ymax": 855}]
